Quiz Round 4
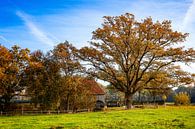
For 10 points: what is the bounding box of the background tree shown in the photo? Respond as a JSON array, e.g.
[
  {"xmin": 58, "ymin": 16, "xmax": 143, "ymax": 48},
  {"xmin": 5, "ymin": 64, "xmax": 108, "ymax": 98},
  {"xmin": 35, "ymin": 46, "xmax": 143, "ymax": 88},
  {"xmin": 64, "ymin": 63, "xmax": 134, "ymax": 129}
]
[
  {"xmin": 162, "ymin": 95, "xmax": 167, "ymax": 106},
  {"xmin": 25, "ymin": 42, "xmax": 95, "ymax": 111},
  {"xmin": 59, "ymin": 77, "xmax": 96, "ymax": 112},
  {"xmin": 174, "ymin": 85, "xmax": 195, "ymax": 103},
  {"xmin": 51, "ymin": 42, "xmax": 85, "ymax": 111},
  {"xmin": 24, "ymin": 50, "xmax": 45, "ymax": 107},
  {"xmin": 52, "ymin": 41, "xmax": 83, "ymax": 76},
  {"xmin": 24, "ymin": 50, "xmax": 62, "ymax": 109},
  {"xmin": 0, "ymin": 45, "xmax": 30, "ymax": 111},
  {"xmin": 174, "ymin": 92, "xmax": 190, "ymax": 105},
  {"xmin": 77, "ymin": 13, "xmax": 195, "ymax": 109}
]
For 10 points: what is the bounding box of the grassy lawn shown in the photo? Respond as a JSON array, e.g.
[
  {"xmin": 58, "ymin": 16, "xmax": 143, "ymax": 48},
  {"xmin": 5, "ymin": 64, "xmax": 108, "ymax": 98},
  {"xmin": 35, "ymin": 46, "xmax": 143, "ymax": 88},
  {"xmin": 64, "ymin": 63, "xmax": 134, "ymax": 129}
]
[{"xmin": 0, "ymin": 106, "xmax": 195, "ymax": 129}]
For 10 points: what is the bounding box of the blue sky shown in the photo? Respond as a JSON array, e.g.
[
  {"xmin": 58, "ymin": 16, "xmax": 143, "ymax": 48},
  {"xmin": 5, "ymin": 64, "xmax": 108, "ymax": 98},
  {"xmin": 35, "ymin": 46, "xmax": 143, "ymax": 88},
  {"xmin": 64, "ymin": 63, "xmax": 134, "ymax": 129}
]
[{"xmin": 0, "ymin": 0, "xmax": 195, "ymax": 72}]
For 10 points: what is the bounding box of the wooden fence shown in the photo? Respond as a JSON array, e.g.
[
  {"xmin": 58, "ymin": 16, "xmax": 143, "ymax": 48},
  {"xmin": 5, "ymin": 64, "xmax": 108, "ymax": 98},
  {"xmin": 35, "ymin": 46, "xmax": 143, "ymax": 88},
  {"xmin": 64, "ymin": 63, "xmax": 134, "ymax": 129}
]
[{"xmin": 0, "ymin": 109, "xmax": 90, "ymax": 116}]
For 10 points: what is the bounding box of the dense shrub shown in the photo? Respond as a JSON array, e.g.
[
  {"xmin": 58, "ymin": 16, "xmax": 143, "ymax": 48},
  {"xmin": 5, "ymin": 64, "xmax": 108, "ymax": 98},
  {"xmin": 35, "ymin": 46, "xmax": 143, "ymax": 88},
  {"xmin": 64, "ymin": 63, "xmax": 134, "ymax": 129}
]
[{"xmin": 174, "ymin": 92, "xmax": 190, "ymax": 105}]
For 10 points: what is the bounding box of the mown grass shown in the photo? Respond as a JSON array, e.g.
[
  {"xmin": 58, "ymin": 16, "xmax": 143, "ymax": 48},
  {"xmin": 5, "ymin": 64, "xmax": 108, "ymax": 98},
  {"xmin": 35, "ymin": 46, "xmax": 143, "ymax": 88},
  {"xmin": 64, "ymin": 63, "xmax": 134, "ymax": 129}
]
[{"xmin": 0, "ymin": 106, "xmax": 195, "ymax": 129}]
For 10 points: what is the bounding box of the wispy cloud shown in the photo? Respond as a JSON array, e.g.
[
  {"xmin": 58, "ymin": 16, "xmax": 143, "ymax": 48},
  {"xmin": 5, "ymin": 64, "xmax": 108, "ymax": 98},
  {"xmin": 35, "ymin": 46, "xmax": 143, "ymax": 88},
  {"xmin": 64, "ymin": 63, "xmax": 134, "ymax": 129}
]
[
  {"xmin": 182, "ymin": 0, "xmax": 195, "ymax": 29},
  {"xmin": 36, "ymin": 9, "xmax": 105, "ymax": 48},
  {"xmin": 0, "ymin": 35, "xmax": 14, "ymax": 45},
  {"xmin": 16, "ymin": 11, "xmax": 58, "ymax": 46}
]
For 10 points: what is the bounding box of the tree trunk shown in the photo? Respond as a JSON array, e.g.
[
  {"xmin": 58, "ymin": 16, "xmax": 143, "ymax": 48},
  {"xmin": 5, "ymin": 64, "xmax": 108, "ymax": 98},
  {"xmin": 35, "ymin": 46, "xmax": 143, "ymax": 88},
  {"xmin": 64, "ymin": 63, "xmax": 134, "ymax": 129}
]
[
  {"xmin": 2, "ymin": 95, "xmax": 12, "ymax": 112},
  {"xmin": 138, "ymin": 91, "xmax": 141, "ymax": 103},
  {"xmin": 67, "ymin": 95, "xmax": 70, "ymax": 111},
  {"xmin": 153, "ymin": 96, "xmax": 156, "ymax": 104},
  {"xmin": 125, "ymin": 93, "xmax": 133, "ymax": 109}
]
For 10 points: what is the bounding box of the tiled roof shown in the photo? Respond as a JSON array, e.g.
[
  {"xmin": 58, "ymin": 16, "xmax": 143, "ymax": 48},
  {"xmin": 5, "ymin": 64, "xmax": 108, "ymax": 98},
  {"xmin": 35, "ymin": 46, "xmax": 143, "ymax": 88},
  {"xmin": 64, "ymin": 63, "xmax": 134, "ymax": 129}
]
[{"xmin": 83, "ymin": 79, "xmax": 105, "ymax": 95}]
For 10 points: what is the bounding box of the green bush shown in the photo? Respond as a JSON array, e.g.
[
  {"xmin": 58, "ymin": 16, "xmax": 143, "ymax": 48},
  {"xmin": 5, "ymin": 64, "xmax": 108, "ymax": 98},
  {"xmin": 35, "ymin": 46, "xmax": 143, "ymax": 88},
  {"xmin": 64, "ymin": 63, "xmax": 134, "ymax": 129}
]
[{"xmin": 174, "ymin": 92, "xmax": 190, "ymax": 105}]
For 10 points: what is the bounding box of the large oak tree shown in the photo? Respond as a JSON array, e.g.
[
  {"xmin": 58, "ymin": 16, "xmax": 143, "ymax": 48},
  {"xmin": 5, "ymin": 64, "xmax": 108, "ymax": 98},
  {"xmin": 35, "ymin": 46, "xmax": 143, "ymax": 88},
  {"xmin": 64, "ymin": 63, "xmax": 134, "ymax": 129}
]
[{"xmin": 77, "ymin": 13, "xmax": 195, "ymax": 109}]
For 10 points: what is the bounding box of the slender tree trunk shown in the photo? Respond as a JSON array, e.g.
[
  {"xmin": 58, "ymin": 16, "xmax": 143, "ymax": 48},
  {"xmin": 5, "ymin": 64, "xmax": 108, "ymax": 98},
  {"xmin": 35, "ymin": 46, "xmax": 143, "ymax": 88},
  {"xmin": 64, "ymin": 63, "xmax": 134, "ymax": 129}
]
[
  {"xmin": 138, "ymin": 91, "xmax": 141, "ymax": 103},
  {"xmin": 125, "ymin": 93, "xmax": 133, "ymax": 109},
  {"xmin": 153, "ymin": 96, "xmax": 156, "ymax": 104},
  {"xmin": 66, "ymin": 94, "xmax": 70, "ymax": 111}
]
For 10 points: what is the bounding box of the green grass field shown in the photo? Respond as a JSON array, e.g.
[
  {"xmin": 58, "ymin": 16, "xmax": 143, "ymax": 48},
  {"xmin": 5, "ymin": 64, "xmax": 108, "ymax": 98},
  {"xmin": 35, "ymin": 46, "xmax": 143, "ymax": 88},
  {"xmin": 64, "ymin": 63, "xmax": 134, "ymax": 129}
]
[{"xmin": 0, "ymin": 106, "xmax": 195, "ymax": 129}]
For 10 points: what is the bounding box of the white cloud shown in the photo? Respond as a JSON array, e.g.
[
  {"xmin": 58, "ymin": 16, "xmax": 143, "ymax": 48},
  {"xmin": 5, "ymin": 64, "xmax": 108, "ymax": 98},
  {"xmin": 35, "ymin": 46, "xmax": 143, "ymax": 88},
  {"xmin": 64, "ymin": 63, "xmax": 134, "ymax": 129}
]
[
  {"xmin": 16, "ymin": 11, "xmax": 57, "ymax": 47},
  {"xmin": 0, "ymin": 35, "xmax": 14, "ymax": 46},
  {"xmin": 36, "ymin": 9, "xmax": 105, "ymax": 48},
  {"xmin": 182, "ymin": 0, "xmax": 195, "ymax": 29},
  {"xmin": 0, "ymin": 35, "xmax": 10, "ymax": 43}
]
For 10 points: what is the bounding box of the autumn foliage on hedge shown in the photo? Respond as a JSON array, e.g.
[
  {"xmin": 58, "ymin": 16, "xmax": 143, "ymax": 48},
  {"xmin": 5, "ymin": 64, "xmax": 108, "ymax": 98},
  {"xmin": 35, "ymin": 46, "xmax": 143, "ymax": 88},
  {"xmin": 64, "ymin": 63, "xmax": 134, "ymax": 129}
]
[{"xmin": 174, "ymin": 92, "xmax": 191, "ymax": 105}]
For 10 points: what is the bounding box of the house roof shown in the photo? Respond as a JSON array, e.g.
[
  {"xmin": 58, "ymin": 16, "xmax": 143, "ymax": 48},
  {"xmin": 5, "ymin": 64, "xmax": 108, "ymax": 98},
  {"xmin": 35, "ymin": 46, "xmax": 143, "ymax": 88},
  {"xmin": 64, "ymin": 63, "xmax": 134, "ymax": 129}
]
[{"xmin": 83, "ymin": 79, "xmax": 105, "ymax": 95}]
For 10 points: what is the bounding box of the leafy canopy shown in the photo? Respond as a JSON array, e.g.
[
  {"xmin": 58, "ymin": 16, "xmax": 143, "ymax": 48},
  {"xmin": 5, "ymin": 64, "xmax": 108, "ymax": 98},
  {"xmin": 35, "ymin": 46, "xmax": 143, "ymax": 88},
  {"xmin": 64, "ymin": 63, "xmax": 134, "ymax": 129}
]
[{"xmin": 77, "ymin": 13, "xmax": 195, "ymax": 108}]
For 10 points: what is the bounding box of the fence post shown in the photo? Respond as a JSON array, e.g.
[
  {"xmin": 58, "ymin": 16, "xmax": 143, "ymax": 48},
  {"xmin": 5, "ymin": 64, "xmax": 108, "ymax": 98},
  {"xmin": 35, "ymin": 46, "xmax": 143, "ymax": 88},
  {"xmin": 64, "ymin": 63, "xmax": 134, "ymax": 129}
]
[{"xmin": 22, "ymin": 106, "xmax": 24, "ymax": 115}]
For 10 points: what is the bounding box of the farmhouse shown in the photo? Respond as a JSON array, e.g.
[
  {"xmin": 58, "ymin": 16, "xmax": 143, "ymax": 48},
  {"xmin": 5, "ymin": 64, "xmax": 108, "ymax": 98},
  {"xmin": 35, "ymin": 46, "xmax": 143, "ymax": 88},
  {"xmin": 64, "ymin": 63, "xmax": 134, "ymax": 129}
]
[{"xmin": 82, "ymin": 79, "xmax": 106, "ymax": 109}]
